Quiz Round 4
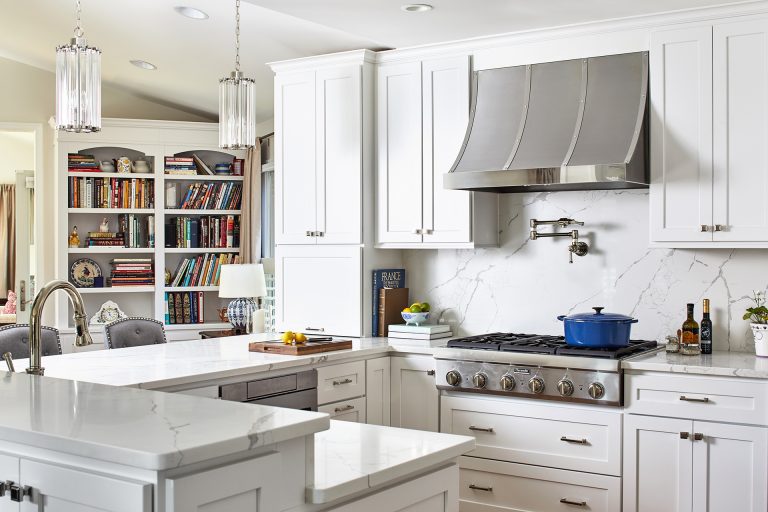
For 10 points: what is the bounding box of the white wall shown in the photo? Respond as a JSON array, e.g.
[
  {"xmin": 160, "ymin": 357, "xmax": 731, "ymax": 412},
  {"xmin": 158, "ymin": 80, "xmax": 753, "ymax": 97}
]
[{"xmin": 0, "ymin": 131, "xmax": 34, "ymax": 183}]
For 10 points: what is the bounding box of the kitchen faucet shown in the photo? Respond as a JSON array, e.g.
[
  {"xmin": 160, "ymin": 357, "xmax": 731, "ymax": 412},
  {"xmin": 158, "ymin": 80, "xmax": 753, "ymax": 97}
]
[
  {"xmin": 529, "ymin": 218, "xmax": 590, "ymax": 263},
  {"xmin": 25, "ymin": 280, "xmax": 93, "ymax": 375}
]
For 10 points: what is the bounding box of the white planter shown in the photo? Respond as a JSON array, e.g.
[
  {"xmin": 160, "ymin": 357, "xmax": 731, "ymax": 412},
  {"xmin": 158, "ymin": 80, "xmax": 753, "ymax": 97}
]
[{"xmin": 751, "ymin": 323, "xmax": 768, "ymax": 357}]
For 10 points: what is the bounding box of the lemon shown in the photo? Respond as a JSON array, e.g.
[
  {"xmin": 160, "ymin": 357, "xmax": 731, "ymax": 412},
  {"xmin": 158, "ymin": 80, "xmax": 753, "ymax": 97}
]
[
  {"xmin": 420, "ymin": 302, "xmax": 431, "ymax": 312},
  {"xmin": 282, "ymin": 331, "xmax": 295, "ymax": 344},
  {"xmin": 294, "ymin": 332, "xmax": 307, "ymax": 344},
  {"xmin": 409, "ymin": 304, "xmax": 423, "ymax": 313},
  {"xmin": 402, "ymin": 307, "xmax": 411, "ymax": 313}
]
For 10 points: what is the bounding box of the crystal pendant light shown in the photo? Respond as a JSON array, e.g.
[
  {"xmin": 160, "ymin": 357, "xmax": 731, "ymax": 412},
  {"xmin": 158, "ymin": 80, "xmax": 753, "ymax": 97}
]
[
  {"xmin": 55, "ymin": 0, "xmax": 101, "ymax": 133},
  {"xmin": 219, "ymin": 0, "xmax": 256, "ymax": 149}
]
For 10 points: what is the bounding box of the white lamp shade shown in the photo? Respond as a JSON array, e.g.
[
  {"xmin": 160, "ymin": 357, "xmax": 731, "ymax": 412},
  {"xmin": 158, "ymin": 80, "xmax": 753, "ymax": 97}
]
[{"xmin": 219, "ymin": 264, "xmax": 266, "ymax": 298}]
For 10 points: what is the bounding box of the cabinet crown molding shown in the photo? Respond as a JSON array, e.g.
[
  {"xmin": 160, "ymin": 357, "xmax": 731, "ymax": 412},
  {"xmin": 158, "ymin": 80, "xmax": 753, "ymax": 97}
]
[{"xmin": 268, "ymin": 49, "xmax": 377, "ymax": 73}]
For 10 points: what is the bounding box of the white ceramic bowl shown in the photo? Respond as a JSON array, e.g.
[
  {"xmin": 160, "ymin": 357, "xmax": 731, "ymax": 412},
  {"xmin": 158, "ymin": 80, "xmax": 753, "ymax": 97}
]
[{"xmin": 401, "ymin": 311, "xmax": 430, "ymax": 326}]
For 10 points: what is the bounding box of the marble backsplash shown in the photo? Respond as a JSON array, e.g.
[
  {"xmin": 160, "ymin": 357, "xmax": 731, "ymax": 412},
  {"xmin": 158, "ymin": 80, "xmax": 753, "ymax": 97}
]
[{"xmin": 403, "ymin": 190, "xmax": 765, "ymax": 352}]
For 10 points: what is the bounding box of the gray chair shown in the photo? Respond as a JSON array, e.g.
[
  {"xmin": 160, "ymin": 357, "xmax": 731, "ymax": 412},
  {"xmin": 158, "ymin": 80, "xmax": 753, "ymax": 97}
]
[
  {"xmin": 0, "ymin": 324, "xmax": 62, "ymax": 359},
  {"xmin": 104, "ymin": 317, "xmax": 167, "ymax": 349}
]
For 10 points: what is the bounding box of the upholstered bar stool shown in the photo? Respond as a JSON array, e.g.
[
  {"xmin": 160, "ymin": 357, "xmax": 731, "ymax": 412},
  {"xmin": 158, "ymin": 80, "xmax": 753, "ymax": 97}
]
[
  {"xmin": 104, "ymin": 317, "xmax": 167, "ymax": 349},
  {"xmin": 0, "ymin": 324, "xmax": 62, "ymax": 359}
]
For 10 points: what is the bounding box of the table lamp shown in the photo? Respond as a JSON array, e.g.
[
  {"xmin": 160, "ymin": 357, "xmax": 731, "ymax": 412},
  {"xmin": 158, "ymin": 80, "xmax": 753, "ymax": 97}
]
[{"xmin": 218, "ymin": 263, "xmax": 267, "ymax": 333}]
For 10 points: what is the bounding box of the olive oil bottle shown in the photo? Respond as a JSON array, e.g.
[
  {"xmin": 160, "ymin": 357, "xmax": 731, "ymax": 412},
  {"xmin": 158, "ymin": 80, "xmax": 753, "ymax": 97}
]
[
  {"xmin": 700, "ymin": 299, "xmax": 713, "ymax": 354},
  {"xmin": 681, "ymin": 303, "xmax": 701, "ymax": 355}
]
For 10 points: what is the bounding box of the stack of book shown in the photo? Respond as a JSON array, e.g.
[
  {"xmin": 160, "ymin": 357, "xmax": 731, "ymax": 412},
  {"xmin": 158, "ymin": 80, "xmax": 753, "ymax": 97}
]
[
  {"xmin": 165, "ymin": 292, "xmax": 205, "ymax": 324},
  {"xmin": 371, "ymin": 268, "xmax": 405, "ymax": 337},
  {"xmin": 68, "ymin": 177, "xmax": 154, "ymax": 209},
  {"xmin": 110, "ymin": 259, "xmax": 154, "ymax": 287},
  {"xmin": 166, "ymin": 215, "xmax": 239, "ymax": 249},
  {"xmin": 169, "ymin": 253, "xmax": 241, "ymax": 287},
  {"xmin": 164, "ymin": 157, "xmax": 197, "ymax": 175},
  {"xmin": 86, "ymin": 231, "xmax": 126, "ymax": 248},
  {"xmin": 178, "ymin": 182, "xmax": 242, "ymax": 210},
  {"xmin": 387, "ymin": 324, "xmax": 453, "ymax": 340},
  {"xmin": 68, "ymin": 154, "xmax": 99, "ymax": 172}
]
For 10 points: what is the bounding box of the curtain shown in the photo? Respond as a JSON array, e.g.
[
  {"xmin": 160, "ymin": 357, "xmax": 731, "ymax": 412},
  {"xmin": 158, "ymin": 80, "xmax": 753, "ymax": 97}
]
[
  {"xmin": 239, "ymin": 143, "xmax": 262, "ymax": 263},
  {"xmin": 0, "ymin": 185, "xmax": 15, "ymax": 297}
]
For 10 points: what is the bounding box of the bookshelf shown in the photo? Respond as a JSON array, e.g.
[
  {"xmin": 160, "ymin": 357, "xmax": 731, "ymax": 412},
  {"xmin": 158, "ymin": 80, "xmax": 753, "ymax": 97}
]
[{"xmin": 55, "ymin": 119, "xmax": 245, "ymax": 340}]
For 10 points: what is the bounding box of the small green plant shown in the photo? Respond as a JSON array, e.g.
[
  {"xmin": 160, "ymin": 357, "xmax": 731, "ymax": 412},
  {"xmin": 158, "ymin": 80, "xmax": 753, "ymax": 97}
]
[{"xmin": 743, "ymin": 290, "xmax": 768, "ymax": 324}]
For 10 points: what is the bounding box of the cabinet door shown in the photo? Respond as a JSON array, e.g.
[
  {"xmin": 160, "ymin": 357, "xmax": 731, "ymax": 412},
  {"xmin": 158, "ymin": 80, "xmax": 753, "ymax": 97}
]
[
  {"xmin": 275, "ymin": 70, "xmax": 317, "ymax": 245},
  {"xmin": 19, "ymin": 459, "xmax": 151, "ymax": 512},
  {"xmin": 712, "ymin": 19, "xmax": 768, "ymax": 242},
  {"xmin": 391, "ymin": 356, "xmax": 439, "ymax": 432},
  {"xmin": 316, "ymin": 65, "xmax": 363, "ymax": 245},
  {"xmin": 692, "ymin": 421, "xmax": 768, "ymax": 512},
  {"xmin": 0, "ymin": 454, "xmax": 19, "ymax": 512},
  {"xmin": 422, "ymin": 56, "xmax": 472, "ymax": 244},
  {"xmin": 166, "ymin": 452, "xmax": 281, "ymax": 511},
  {"xmin": 623, "ymin": 415, "xmax": 693, "ymax": 512},
  {"xmin": 275, "ymin": 245, "xmax": 362, "ymax": 337},
  {"xmin": 377, "ymin": 62, "xmax": 424, "ymax": 244},
  {"xmin": 319, "ymin": 397, "xmax": 367, "ymax": 423},
  {"xmin": 366, "ymin": 356, "xmax": 391, "ymax": 426},
  {"xmin": 649, "ymin": 26, "xmax": 714, "ymax": 243}
]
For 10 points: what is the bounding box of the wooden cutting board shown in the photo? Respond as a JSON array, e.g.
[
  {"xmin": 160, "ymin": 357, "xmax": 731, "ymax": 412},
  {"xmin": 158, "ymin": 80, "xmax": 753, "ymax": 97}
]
[{"xmin": 248, "ymin": 338, "xmax": 353, "ymax": 355}]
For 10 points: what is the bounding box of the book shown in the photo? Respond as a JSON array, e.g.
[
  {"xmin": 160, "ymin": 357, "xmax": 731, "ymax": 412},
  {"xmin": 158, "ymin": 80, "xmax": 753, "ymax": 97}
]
[
  {"xmin": 192, "ymin": 154, "xmax": 214, "ymax": 175},
  {"xmin": 378, "ymin": 287, "xmax": 409, "ymax": 337},
  {"xmin": 387, "ymin": 331, "xmax": 453, "ymax": 340},
  {"xmin": 387, "ymin": 324, "xmax": 451, "ymax": 334},
  {"xmin": 372, "ymin": 269, "xmax": 405, "ymax": 337}
]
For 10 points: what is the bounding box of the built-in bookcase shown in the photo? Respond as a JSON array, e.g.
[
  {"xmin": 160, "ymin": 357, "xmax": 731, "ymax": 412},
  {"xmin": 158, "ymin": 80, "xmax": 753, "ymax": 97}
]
[{"xmin": 55, "ymin": 119, "xmax": 245, "ymax": 342}]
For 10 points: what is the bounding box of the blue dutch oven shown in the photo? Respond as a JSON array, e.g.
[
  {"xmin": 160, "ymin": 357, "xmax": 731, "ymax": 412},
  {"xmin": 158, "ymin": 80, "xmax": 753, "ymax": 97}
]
[{"xmin": 557, "ymin": 307, "xmax": 638, "ymax": 348}]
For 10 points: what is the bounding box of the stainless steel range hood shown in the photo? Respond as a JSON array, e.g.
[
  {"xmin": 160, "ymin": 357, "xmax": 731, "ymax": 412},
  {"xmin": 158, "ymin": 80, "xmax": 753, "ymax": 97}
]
[{"xmin": 444, "ymin": 52, "xmax": 649, "ymax": 193}]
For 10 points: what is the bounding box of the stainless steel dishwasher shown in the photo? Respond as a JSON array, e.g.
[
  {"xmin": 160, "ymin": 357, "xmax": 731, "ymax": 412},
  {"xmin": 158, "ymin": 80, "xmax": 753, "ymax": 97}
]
[{"xmin": 219, "ymin": 369, "xmax": 318, "ymax": 411}]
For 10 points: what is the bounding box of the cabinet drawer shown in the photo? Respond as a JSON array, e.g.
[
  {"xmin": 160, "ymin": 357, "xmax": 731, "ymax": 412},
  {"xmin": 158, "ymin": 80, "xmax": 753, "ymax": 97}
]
[
  {"xmin": 459, "ymin": 456, "xmax": 620, "ymax": 512},
  {"xmin": 441, "ymin": 395, "xmax": 621, "ymax": 475},
  {"xmin": 317, "ymin": 361, "xmax": 366, "ymax": 405},
  {"xmin": 318, "ymin": 397, "xmax": 367, "ymax": 423},
  {"xmin": 625, "ymin": 372, "xmax": 768, "ymax": 425}
]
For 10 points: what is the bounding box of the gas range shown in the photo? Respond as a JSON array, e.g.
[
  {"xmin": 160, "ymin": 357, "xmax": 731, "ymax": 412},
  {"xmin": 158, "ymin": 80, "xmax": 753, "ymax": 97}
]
[{"xmin": 434, "ymin": 333, "xmax": 660, "ymax": 406}]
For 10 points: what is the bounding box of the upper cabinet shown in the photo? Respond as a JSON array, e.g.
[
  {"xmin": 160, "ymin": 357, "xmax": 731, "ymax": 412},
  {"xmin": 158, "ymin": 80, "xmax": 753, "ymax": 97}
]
[
  {"xmin": 274, "ymin": 54, "xmax": 371, "ymax": 245},
  {"xmin": 376, "ymin": 56, "xmax": 498, "ymax": 248},
  {"xmin": 650, "ymin": 18, "xmax": 768, "ymax": 246}
]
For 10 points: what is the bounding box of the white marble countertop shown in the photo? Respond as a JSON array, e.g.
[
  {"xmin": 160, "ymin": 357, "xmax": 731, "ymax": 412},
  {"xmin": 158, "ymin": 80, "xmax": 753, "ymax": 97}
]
[
  {"xmin": 13, "ymin": 334, "xmax": 447, "ymax": 389},
  {"xmin": 309, "ymin": 420, "xmax": 474, "ymax": 504},
  {"xmin": 623, "ymin": 350, "xmax": 768, "ymax": 379},
  {"xmin": 0, "ymin": 371, "xmax": 329, "ymax": 470}
]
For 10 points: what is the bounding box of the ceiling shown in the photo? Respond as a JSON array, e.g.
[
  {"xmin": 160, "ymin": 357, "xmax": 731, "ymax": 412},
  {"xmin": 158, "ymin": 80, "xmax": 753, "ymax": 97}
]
[{"xmin": 0, "ymin": 0, "xmax": 753, "ymax": 122}]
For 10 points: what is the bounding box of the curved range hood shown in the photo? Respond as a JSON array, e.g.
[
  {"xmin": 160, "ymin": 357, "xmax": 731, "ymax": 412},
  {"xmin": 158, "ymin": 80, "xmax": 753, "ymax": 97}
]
[{"xmin": 444, "ymin": 52, "xmax": 649, "ymax": 193}]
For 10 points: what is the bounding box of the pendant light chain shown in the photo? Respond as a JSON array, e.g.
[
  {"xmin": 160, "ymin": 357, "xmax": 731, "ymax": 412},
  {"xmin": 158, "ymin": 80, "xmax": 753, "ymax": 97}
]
[
  {"xmin": 235, "ymin": 0, "xmax": 241, "ymax": 72},
  {"xmin": 74, "ymin": 0, "xmax": 84, "ymax": 38}
]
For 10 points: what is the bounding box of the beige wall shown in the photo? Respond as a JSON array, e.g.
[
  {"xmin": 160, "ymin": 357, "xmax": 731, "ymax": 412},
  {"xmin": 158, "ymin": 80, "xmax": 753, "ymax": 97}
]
[{"xmin": 0, "ymin": 131, "xmax": 35, "ymax": 183}]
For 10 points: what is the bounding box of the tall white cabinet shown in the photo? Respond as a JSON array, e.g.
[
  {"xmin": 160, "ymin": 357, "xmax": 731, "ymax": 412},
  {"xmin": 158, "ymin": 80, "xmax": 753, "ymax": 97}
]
[
  {"xmin": 376, "ymin": 55, "xmax": 498, "ymax": 248},
  {"xmin": 650, "ymin": 16, "xmax": 768, "ymax": 246}
]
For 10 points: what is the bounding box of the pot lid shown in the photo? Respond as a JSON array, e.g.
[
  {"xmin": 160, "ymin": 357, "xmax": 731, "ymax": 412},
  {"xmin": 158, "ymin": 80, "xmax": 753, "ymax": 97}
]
[{"xmin": 562, "ymin": 307, "xmax": 636, "ymax": 322}]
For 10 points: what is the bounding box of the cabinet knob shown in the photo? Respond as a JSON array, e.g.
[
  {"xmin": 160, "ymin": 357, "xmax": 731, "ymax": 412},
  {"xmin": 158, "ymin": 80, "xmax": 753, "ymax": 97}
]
[
  {"xmin": 714, "ymin": 224, "xmax": 726, "ymax": 232},
  {"xmin": 426, "ymin": 369, "xmax": 435, "ymax": 376},
  {"xmin": 693, "ymin": 432, "xmax": 704, "ymax": 441},
  {"xmin": 680, "ymin": 432, "xmax": 690, "ymax": 440},
  {"xmin": 424, "ymin": 229, "xmax": 433, "ymax": 235},
  {"xmin": 412, "ymin": 228, "xmax": 423, "ymax": 235},
  {"xmin": 700, "ymin": 225, "xmax": 712, "ymax": 232},
  {"xmin": 306, "ymin": 230, "xmax": 313, "ymax": 237},
  {"xmin": 9, "ymin": 483, "xmax": 31, "ymax": 503}
]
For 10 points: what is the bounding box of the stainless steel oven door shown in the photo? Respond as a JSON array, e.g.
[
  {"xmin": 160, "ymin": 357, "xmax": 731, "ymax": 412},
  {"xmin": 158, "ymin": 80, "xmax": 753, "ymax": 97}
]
[{"xmin": 219, "ymin": 369, "xmax": 318, "ymax": 411}]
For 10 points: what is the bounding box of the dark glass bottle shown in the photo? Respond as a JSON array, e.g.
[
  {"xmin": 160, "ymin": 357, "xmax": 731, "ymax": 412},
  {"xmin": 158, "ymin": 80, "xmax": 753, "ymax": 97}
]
[
  {"xmin": 701, "ymin": 299, "xmax": 712, "ymax": 354},
  {"xmin": 681, "ymin": 303, "xmax": 700, "ymax": 355}
]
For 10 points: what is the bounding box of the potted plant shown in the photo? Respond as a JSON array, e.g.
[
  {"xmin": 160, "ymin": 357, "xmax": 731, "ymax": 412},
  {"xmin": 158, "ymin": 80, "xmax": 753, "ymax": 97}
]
[{"xmin": 743, "ymin": 291, "xmax": 768, "ymax": 357}]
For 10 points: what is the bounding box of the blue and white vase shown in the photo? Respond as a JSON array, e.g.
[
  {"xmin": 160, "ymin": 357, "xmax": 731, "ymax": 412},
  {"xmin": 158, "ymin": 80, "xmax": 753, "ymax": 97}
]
[{"xmin": 227, "ymin": 298, "xmax": 257, "ymax": 332}]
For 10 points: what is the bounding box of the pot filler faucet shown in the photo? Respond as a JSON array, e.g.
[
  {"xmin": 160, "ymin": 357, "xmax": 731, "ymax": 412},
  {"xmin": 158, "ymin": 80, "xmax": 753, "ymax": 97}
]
[
  {"xmin": 530, "ymin": 218, "xmax": 589, "ymax": 264},
  {"xmin": 22, "ymin": 280, "xmax": 93, "ymax": 375}
]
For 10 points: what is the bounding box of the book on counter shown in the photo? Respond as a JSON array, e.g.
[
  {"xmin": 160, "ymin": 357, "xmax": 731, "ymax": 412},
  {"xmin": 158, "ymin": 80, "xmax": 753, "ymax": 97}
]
[
  {"xmin": 388, "ymin": 324, "xmax": 451, "ymax": 334},
  {"xmin": 387, "ymin": 331, "xmax": 453, "ymax": 340},
  {"xmin": 372, "ymin": 268, "xmax": 405, "ymax": 337},
  {"xmin": 378, "ymin": 287, "xmax": 409, "ymax": 337}
]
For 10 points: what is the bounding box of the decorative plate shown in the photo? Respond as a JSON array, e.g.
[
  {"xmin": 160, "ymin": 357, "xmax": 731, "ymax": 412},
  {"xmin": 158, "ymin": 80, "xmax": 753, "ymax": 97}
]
[
  {"xmin": 70, "ymin": 258, "xmax": 102, "ymax": 288},
  {"xmin": 90, "ymin": 300, "xmax": 127, "ymax": 325}
]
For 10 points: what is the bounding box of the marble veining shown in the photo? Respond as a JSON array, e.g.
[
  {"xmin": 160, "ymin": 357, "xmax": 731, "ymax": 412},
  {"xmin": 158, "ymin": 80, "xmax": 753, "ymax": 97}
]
[
  {"xmin": 404, "ymin": 190, "xmax": 766, "ymax": 353},
  {"xmin": 0, "ymin": 371, "xmax": 328, "ymax": 470},
  {"xmin": 309, "ymin": 420, "xmax": 474, "ymax": 503},
  {"xmin": 623, "ymin": 350, "xmax": 768, "ymax": 379}
]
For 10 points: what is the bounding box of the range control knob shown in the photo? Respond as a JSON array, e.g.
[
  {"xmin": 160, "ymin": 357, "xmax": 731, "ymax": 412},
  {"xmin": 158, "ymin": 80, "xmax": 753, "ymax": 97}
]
[
  {"xmin": 500, "ymin": 374, "xmax": 516, "ymax": 391},
  {"xmin": 528, "ymin": 377, "xmax": 545, "ymax": 394},
  {"xmin": 557, "ymin": 379, "xmax": 575, "ymax": 397},
  {"xmin": 588, "ymin": 382, "xmax": 605, "ymax": 399},
  {"xmin": 472, "ymin": 372, "xmax": 488, "ymax": 389},
  {"xmin": 445, "ymin": 370, "xmax": 462, "ymax": 387}
]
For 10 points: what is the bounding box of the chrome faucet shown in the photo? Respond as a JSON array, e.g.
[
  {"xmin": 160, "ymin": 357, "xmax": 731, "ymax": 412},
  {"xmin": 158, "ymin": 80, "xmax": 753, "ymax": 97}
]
[{"xmin": 27, "ymin": 280, "xmax": 93, "ymax": 375}]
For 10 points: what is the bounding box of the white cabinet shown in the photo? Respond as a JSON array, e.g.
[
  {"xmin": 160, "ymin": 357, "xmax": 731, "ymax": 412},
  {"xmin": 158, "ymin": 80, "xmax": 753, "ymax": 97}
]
[
  {"xmin": 275, "ymin": 245, "xmax": 362, "ymax": 336},
  {"xmin": 274, "ymin": 58, "xmax": 368, "ymax": 246},
  {"xmin": 366, "ymin": 357, "xmax": 391, "ymax": 426},
  {"xmin": 19, "ymin": 459, "xmax": 152, "ymax": 512},
  {"xmin": 390, "ymin": 356, "xmax": 439, "ymax": 432},
  {"xmin": 0, "ymin": 453, "xmax": 19, "ymax": 512},
  {"xmin": 650, "ymin": 18, "xmax": 768, "ymax": 246},
  {"xmin": 166, "ymin": 452, "xmax": 280, "ymax": 511},
  {"xmin": 376, "ymin": 56, "xmax": 497, "ymax": 248},
  {"xmin": 319, "ymin": 397, "xmax": 367, "ymax": 423},
  {"xmin": 317, "ymin": 360, "xmax": 366, "ymax": 404}
]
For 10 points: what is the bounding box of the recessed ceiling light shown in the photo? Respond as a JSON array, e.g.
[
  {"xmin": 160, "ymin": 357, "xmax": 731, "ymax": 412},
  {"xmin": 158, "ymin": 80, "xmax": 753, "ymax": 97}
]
[
  {"xmin": 401, "ymin": 3, "xmax": 433, "ymax": 12},
  {"xmin": 130, "ymin": 60, "xmax": 157, "ymax": 70},
  {"xmin": 174, "ymin": 6, "xmax": 209, "ymax": 20}
]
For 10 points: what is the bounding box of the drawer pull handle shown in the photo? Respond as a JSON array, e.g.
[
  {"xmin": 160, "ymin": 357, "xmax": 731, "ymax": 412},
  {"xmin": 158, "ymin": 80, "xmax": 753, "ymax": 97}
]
[
  {"xmin": 560, "ymin": 498, "xmax": 587, "ymax": 507},
  {"xmin": 426, "ymin": 370, "xmax": 436, "ymax": 376},
  {"xmin": 468, "ymin": 484, "xmax": 493, "ymax": 492},
  {"xmin": 334, "ymin": 405, "xmax": 355, "ymax": 413},
  {"xmin": 306, "ymin": 327, "xmax": 325, "ymax": 332},
  {"xmin": 693, "ymin": 432, "xmax": 704, "ymax": 441},
  {"xmin": 468, "ymin": 425, "xmax": 494, "ymax": 433},
  {"xmin": 333, "ymin": 378, "xmax": 353, "ymax": 386},
  {"xmin": 680, "ymin": 395, "xmax": 710, "ymax": 403},
  {"xmin": 680, "ymin": 432, "xmax": 690, "ymax": 439},
  {"xmin": 560, "ymin": 436, "xmax": 588, "ymax": 445}
]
